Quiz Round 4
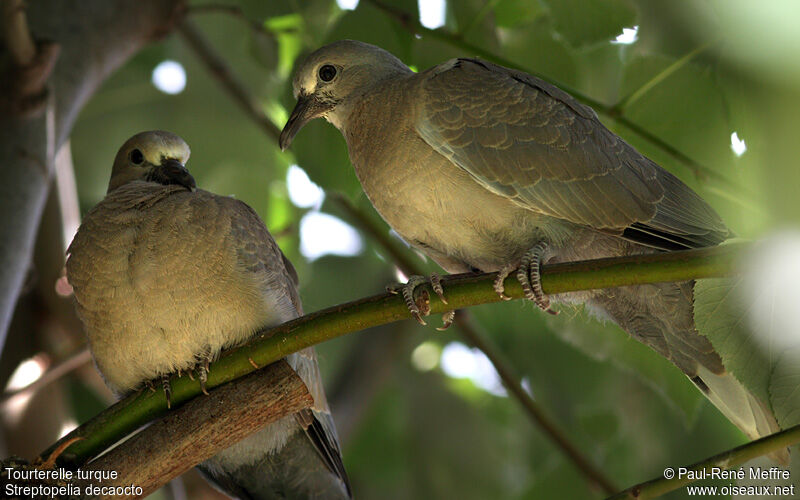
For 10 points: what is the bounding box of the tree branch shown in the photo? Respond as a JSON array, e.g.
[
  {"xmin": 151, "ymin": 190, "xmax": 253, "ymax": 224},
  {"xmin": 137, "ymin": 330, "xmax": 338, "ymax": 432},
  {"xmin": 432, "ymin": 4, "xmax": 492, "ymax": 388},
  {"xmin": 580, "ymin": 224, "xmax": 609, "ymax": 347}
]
[
  {"xmin": 2, "ymin": 0, "xmax": 36, "ymax": 66},
  {"xmin": 0, "ymin": 349, "xmax": 91, "ymax": 405},
  {"xmin": 41, "ymin": 243, "xmax": 741, "ymax": 468},
  {"xmin": 79, "ymin": 360, "xmax": 312, "ymax": 497},
  {"xmin": 607, "ymin": 423, "xmax": 800, "ymax": 499},
  {"xmin": 454, "ymin": 312, "xmax": 619, "ymax": 494},
  {"xmin": 189, "ymin": 3, "xmax": 273, "ymax": 37},
  {"xmin": 178, "ymin": 19, "xmax": 281, "ymax": 142},
  {"xmin": 0, "ymin": 0, "xmax": 186, "ymax": 354},
  {"xmin": 330, "ymin": 193, "xmax": 618, "ymax": 494}
]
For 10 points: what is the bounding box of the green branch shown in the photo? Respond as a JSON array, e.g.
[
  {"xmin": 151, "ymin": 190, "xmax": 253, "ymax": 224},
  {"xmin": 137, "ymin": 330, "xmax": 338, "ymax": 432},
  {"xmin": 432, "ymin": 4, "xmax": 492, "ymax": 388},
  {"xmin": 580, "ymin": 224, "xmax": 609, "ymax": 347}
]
[
  {"xmin": 330, "ymin": 193, "xmax": 619, "ymax": 494},
  {"xmin": 607, "ymin": 423, "xmax": 800, "ymax": 499},
  {"xmin": 41, "ymin": 243, "xmax": 742, "ymax": 467}
]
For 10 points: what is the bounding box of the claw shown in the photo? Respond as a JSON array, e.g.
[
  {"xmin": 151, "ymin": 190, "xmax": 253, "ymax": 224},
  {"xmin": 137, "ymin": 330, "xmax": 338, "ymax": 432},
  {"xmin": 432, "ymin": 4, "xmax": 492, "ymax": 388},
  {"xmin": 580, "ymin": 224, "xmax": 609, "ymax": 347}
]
[
  {"xmin": 437, "ymin": 310, "xmax": 456, "ymax": 331},
  {"xmin": 193, "ymin": 348, "xmax": 212, "ymax": 395},
  {"xmin": 518, "ymin": 242, "xmax": 557, "ymax": 315},
  {"xmin": 430, "ymin": 273, "xmax": 447, "ymax": 304},
  {"xmin": 493, "ymin": 263, "xmax": 516, "ymax": 301},
  {"xmin": 389, "ymin": 274, "xmax": 456, "ymax": 327},
  {"xmin": 198, "ymin": 366, "xmax": 209, "ymax": 395},
  {"xmin": 161, "ymin": 375, "xmax": 172, "ymax": 409},
  {"xmin": 389, "ymin": 275, "xmax": 430, "ymax": 325}
]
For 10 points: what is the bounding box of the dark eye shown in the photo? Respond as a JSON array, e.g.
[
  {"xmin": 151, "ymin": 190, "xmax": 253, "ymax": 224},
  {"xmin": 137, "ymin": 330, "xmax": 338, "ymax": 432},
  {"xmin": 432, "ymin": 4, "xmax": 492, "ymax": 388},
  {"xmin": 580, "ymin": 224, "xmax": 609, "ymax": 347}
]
[
  {"xmin": 318, "ymin": 64, "xmax": 337, "ymax": 82},
  {"xmin": 129, "ymin": 148, "xmax": 144, "ymax": 165}
]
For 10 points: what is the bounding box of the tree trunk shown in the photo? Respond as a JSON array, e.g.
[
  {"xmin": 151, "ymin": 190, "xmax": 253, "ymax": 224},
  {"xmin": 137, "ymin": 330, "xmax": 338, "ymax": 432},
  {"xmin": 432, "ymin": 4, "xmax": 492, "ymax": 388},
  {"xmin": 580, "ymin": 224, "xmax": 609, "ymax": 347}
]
[{"xmin": 0, "ymin": 0, "xmax": 186, "ymax": 349}]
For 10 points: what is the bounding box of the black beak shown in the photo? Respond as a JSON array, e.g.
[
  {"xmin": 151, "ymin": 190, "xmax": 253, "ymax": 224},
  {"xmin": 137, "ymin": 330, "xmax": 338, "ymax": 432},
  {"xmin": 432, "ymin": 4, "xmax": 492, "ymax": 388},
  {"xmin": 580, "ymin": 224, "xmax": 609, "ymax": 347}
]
[
  {"xmin": 279, "ymin": 94, "xmax": 330, "ymax": 151},
  {"xmin": 150, "ymin": 158, "xmax": 196, "ymax": 190}
]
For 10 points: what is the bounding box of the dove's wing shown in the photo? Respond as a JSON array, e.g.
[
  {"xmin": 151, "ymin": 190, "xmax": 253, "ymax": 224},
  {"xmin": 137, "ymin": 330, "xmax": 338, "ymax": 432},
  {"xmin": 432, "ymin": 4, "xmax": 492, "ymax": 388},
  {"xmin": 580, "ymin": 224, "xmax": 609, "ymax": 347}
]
[{"xmin": 416, "ymin": 58, "xmax": 729, "ymax": 250}]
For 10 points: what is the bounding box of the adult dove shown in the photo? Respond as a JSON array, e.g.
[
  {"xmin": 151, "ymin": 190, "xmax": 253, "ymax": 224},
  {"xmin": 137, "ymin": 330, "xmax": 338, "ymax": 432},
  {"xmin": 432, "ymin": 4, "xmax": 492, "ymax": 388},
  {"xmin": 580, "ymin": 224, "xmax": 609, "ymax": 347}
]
[
  {"xmin": 66, "ymin": 131, "xmax": 351, "ymax": 499},
  {"xmin": 279, "ymin": 40, "xmax": 782, "ymax": 447}
]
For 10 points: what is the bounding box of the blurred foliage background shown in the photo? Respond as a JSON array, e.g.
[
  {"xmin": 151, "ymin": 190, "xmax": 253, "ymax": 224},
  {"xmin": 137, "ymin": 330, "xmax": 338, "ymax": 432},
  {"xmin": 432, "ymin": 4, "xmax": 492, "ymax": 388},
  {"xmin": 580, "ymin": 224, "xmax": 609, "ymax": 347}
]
[{"xmin": 2, "ymin": 0, "xmax": 800, "ymax": 498}]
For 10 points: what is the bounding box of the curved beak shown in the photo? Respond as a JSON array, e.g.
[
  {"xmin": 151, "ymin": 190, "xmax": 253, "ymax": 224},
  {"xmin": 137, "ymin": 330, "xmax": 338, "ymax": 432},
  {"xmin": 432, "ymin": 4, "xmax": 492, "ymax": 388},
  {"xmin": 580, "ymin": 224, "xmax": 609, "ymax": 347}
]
[
  {"xmin": 151, "ymin": 158, "xmax": 196, "ymax": 190},
  {"xmin": 279, "ymin": 94, "xmax": 332, "ymax": 151}
]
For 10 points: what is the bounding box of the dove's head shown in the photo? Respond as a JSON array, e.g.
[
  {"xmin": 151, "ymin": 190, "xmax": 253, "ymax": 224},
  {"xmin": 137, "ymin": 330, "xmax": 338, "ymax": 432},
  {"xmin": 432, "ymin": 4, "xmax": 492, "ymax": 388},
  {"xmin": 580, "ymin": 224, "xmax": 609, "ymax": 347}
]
[
  {"xmin": 279, "ymin": 40, "xmax": 411, "ymax": 150},
  {"xmin": 109, "ymin": 130, "xmax": 195, "ymax": 193}
]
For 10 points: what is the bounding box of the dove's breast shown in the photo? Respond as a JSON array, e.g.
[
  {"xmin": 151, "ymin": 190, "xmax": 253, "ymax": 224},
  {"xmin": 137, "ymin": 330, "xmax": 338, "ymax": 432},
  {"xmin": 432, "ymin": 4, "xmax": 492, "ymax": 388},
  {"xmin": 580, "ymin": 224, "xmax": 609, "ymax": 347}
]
[{"xmin": 67, "ymin": 184, "xmax": 295, "ymax": 392}]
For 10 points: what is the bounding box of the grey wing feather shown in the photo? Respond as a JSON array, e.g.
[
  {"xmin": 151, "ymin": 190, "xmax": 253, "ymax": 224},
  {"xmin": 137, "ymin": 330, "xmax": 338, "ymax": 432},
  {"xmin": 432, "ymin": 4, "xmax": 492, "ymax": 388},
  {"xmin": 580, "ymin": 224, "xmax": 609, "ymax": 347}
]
[
  {"xmin": 296, "ymin": 409, "xmax": 352, "ymax": 497},
  {"xmin": 213, "ymin": 196, "xmax": 350, "ymax": 496},
  {"xmin": 293, "ymin": 348, "xmax": 351, "ymax": 495},
  {"xmin": 416, "ymin": 58, "xmax": 729, "ymax": 249},
  {"xmin": 220, "ymin": 196, "xmax": 303, "ymax": 316}
]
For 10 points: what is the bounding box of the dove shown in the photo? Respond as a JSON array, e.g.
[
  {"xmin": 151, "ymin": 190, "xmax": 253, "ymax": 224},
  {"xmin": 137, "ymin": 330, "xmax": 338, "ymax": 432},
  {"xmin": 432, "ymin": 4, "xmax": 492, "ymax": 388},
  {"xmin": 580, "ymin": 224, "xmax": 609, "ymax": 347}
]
[
  {"xmin": 279, "ymin": 40, "xmax": 783, "ymax": 449},
  {"xmin": 66, "ymin": 131, "xmax": 351, "ymax": 499}
]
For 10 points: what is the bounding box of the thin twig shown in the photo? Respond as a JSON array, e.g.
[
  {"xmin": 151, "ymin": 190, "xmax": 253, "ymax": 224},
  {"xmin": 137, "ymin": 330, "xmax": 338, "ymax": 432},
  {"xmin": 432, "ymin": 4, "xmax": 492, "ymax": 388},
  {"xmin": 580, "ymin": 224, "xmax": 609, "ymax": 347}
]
[
  {"xmin": 189, "ymin": 3, "xmax": 273, "ymax": 37},
  {"xmin": 455, "ymin": 311, "xmax": 618, "ymax": 494},
  {"xmin": 0, "ymin": 349, "xmax": 92, "ymax": 405},
  {"xmin": 613, "ymin": 41, "xmax": 714, "ymax": 113},
  {"xmin": 177, "ymin": 19, "xmax": 281, "ymax": 142},
  {"xmin": 329, "ymin": 194, "xmax": 422, "ymax": 277},
  {"xmin": 332, "ymin": 193, "xmax": 618, "ymax": 494},
  {"xmin": 40, "ymin": 244, "xmax": 742, "ymax": 466},
  {"xmin": 458, "ymin": 0, "xmax": 503, "ymax": 38},
  {"xmin": 606, "ymin": 423, "xmax": 800, "ymax": 499},
  {"xmin": 363, "ymin": 0, "xmax": 750, "ymax": 197},
  {"xmin": 2, "ymin": 0, "xmax": 36, "ymax": 66},
  {"xmin": 330, "ymin": 193, "xmax": 619, "ymax": 490}
]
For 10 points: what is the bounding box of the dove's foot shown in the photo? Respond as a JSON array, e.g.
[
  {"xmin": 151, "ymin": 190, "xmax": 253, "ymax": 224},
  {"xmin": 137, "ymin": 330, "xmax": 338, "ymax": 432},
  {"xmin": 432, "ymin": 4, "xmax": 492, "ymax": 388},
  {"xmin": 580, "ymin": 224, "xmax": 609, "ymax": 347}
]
[
  {"xmin": 493, "ymin": 242, "xmax": 558, "ymax": 314},
  {"xmin": 518, "ymin": 242, "xmax": 557, "ymax": 315},
  {"xmin": 144, "ymin": 375, "xmax": 172, "ymax": 408},
  {"xmin": 161, "ymin": 375, "xmax": 172, "ymax": 409},
  {"xmin": 388, "ymin": 273, "xmax": 453, "ymax": 329},
  {"xmin": 191, "ymin": 348, "xmax": 213, "ymax": 395},
  {"xmin": 493, "ymin": 262, "xmax": 518, "ymax": 301}
]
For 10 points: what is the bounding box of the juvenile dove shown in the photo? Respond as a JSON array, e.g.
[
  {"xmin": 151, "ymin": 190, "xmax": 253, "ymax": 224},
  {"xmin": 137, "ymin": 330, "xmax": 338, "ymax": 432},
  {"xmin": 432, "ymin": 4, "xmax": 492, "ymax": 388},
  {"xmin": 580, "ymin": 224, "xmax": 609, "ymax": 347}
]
[
  {"xmin": 280, "ymin": 40, "xmax": 782, "ymax": 447},
  {"xmin": 66, "ymin": 131, "xmax": 351, "ymax": 499}
]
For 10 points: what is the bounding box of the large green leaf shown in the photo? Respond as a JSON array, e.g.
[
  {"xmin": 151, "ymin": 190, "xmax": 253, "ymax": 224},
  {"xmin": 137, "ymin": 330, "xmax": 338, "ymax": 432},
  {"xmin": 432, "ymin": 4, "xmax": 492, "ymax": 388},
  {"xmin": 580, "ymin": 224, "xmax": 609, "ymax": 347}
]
[
  {"xmin": 694, "ymin": 277, "xmax": 771, "ymax": 406},
  {"xmin": 541, "ymin": 0, "xmax": 637, "ymax": 48},
  {"xmin": 770, "ymin": 347, "xmax": 800, "ymax": 428}
]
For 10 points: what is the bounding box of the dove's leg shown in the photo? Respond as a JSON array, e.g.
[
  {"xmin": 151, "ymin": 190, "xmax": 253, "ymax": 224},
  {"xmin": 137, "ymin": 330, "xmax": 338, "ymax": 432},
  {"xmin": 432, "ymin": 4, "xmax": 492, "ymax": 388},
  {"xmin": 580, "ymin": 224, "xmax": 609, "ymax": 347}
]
[
  {"xmin": 388, "ymin": 273, "xmax": 453, "ymax": 328},
  {"xmin": 192, "ymin": 347, "xmax": 213, "ymax": 395},
  {"xmin": 493, "ymin": 262, "xmax": 518, "ymax": 301},
  {"xmin": 519, "ymin": 242, "xmax": 557, "ymax": 315},
  {"xmin": 493, "ymin": 242, "xmax": 558, "ymax": 315},
  {"xmin": 143, "ymin": 376, "xmax": 172, "ymax": 408},
  {"xmin": 161, "ymin": 375, "xmax": 172, "ymax": 409}
]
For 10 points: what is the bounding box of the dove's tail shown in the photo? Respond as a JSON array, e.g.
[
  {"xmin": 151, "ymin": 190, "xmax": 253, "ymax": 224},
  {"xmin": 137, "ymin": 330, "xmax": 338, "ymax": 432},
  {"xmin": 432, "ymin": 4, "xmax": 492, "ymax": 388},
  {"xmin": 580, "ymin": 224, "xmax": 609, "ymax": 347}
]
[
  {"xmin": 695, "ymin": 365, "xmax": 788, "ymax": 464},
  {"xmin": 693, "ymin": 364, "xmax": 782, "ymax": 443},
  {"xmin": 591, "ymin": 281, "xmax": 787, "ymax": 463},
  {"xmin": 198, "ymin": 350, "xmax": 351, "ymax": 499}
]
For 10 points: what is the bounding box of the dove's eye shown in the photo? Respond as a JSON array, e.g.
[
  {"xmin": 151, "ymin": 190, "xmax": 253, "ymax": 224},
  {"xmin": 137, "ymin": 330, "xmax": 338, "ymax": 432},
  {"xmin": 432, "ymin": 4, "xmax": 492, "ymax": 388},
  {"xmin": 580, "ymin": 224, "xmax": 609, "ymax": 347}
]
[
  {"xmin": 130, "ymin": 149, "xmax": 144, "ymax": 165},
  {"xmin": 318, "ymin": 65, "xmax": 337, "ymax": 82}
]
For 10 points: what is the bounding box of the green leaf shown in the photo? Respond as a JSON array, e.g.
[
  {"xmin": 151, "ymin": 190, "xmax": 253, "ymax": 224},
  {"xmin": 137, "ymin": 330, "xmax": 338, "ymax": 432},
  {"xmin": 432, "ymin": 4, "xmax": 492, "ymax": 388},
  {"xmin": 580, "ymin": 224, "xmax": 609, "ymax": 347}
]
[
  {"xmin": 540, "ymin": 0, "xmax": 637, "ymax": 48},
  {"xmin": 552, "ymin": 308, "xmax": 705, "ymax": 427},
  {"xmin": 493, "ymin": 0, "xmax": 547, "ymax": 28},
  {"xmin": 694, "ymin": 277, "xmax": 771, "ymax": 405},
  {"xmin": 770, "ymin": 347, "xmax": 800, "ymax": 428},
  {"xmin": 249, "ymin": 30, "xmax": 278, "ymax": 70},
  {"xmin": 325, "ymin": 0, "xmax": 416, "ymax": 62}
]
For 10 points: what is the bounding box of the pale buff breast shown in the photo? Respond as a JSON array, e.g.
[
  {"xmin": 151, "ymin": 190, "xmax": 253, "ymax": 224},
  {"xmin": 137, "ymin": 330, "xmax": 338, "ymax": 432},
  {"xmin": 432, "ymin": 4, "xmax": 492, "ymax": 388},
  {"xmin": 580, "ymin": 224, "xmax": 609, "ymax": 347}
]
[{"xmin": 67, "ymin": 184, "xmax": 294, "ymax": 393}]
